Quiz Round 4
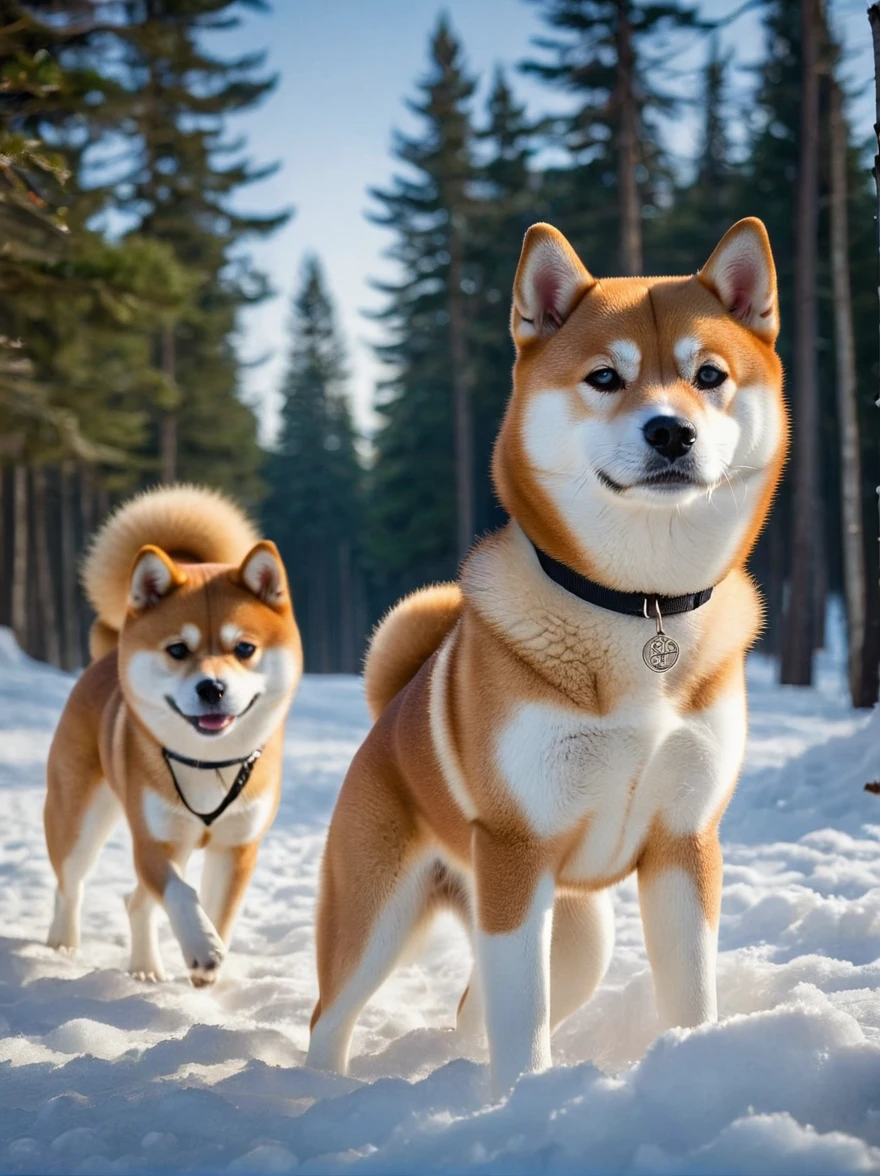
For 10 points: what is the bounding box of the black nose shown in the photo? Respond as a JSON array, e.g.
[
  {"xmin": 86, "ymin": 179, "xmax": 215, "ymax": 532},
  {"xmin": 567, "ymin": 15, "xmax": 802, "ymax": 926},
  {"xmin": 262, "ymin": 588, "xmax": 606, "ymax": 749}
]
[
  {"xmin": 195, "ymin": 678, "xmax": 225, "ymax": 706},
  {"xmin": 643, "ymin": 415, "xmax": 697, "ymax": 462}
]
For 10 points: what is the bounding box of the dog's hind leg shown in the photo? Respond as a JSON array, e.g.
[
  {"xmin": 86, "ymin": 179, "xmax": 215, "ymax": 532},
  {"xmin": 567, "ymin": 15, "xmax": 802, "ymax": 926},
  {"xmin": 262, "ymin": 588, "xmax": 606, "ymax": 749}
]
[
  {"xmin": 547, "ymin": 888, "xmax": 615, "ymax": 1029},
  {"xmin": 46, "ymin": 777, "xmax": 122, "ymax": 951},
  {"xmin": 307, "ymin": 758, "xmax": 430, "ymax": 1075}
]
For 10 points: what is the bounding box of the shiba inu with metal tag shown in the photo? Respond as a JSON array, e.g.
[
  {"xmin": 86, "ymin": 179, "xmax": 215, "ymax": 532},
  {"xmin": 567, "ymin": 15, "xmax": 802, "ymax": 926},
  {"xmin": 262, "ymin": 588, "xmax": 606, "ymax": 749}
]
[{"xmin": 307, "ymin": 219, "xmax": 788, "ymax": 1094}]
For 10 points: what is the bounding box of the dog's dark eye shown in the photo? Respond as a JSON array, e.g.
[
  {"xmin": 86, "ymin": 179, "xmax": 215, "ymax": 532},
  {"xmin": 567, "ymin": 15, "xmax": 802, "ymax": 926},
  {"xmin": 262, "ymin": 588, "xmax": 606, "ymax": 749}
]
[
  {"xmin": 695, "ymin": 364, "xmax": 727, "ymax": 390},
  {"xmin": 166, "ymin": 642, "xmax": 189, "ymax": 661},
  {"xmin": 585, "ymin": 367, "xmax": 624, "ymax": 392},
  {"xmin": 235, "ymin": 641, "xmax": 256, "ymax": 661}
]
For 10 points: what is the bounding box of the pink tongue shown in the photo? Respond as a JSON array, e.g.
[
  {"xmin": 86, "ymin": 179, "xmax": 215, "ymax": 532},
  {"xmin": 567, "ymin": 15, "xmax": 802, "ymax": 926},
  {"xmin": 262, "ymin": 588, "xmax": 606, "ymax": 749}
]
[{"xmin": 198, "ymin": 714, "xmax": 233, "ymax": 731}]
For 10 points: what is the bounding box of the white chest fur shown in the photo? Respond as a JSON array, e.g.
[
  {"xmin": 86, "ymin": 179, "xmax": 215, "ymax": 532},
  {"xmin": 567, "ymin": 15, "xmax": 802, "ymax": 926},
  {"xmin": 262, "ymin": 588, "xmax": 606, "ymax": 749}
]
[
  {"xmin": 495, "ymin": 689, "xmax": 745, "ymax": 881},
  {"xmin": 142, "ymin": 762, "xmax": 274, "ymax": 849}
]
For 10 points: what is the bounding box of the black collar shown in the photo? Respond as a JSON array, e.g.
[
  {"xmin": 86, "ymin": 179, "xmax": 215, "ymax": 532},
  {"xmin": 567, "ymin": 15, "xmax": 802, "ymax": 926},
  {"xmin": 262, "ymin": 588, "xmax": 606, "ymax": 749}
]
[
  {"xmin": 161, "ymin": 747, "xmax": 262, "ymax": 827},
  {"xmin": 531, "ymin": 543, "xmax": 714, "ymax": 618}
]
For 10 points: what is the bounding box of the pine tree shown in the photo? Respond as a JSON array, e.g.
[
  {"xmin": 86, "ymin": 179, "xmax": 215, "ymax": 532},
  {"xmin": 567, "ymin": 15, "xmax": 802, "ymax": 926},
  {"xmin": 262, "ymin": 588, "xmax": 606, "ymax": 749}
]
[
  {"xmin": 263, "ymin": 258, "xmax": 364, "ymax": 673},
  {"xmin": 522, "ymin": 0, "xmax": 697, "ymax": 275},
  {"xmin": 103, "ymin": 0, "xmax": 289, "ymax": 504},
  {"xmin": 368, "ymin": 17, "xmax": 479, "ymax": 594},
  {"xmin": 651, "ymin": 37, "xmax": 739, "ymax": 273},
  {"xmin": 470, "ymin": 69, "xmax": 538, "ymax": 536},
  {"xmin": 0, "ymin": 3, "xmax": 180, "ymax": 465},
  {"xmin": 0, "ymin": 2, "xmax": 185, "ymax": 663}
]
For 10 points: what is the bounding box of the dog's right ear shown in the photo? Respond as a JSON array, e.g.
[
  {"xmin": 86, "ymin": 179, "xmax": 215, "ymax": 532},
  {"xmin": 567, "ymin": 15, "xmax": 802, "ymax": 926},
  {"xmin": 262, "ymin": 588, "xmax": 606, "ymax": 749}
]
[
  {"xmin": 129, "ymin": 545, "xmax": 187, "ymax": 612},
  {"xmin": 511, "ymin": 223, "xmax": 595, "ymax": 350}
]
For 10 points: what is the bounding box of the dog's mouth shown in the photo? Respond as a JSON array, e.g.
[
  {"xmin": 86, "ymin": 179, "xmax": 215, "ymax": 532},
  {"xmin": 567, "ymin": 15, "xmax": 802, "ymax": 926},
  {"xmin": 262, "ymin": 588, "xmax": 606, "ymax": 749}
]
[
  {"xmin": 638, "ymin": 470, "xmax": 708, "ymax": 491},
  {"xmin": 165, "ymin": 695, "xmax": 260, "ymax": 736},
  {"xmin": 597, "ymin": 468, "xmax": 711, "ymax": 494}
]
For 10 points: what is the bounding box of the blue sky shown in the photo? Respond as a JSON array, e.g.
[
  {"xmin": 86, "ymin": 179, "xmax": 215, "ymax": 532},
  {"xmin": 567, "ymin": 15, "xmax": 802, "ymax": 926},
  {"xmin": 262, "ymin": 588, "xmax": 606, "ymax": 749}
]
[{"xmin": 219, "ymin": 0, "xmax": 874, "ymax": 443}]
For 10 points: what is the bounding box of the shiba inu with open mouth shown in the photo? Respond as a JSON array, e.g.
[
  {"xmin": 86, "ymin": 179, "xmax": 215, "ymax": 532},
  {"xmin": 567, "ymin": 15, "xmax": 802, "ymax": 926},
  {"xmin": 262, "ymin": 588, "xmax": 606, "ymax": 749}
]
[
  {"xmin": 44, "ymin": 486, "xmax": 302, "ymax": 986},
  {"xmin": 307, "ymin": 219, "xmax": 788, "ymax": 1093}
]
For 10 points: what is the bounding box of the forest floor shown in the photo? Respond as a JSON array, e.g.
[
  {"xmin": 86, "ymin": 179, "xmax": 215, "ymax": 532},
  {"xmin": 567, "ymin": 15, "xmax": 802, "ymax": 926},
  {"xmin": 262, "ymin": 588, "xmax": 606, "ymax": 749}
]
[{"xmin": 1, "ymin": 624, "xmax": 879, "ymax": 1174}]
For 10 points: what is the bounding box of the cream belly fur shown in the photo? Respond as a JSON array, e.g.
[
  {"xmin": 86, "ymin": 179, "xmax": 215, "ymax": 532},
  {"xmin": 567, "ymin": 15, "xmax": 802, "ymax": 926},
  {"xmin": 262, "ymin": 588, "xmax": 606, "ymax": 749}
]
[{"xmin": 308, "ymin": 217, "xmax": 788, "ymax": 1095}]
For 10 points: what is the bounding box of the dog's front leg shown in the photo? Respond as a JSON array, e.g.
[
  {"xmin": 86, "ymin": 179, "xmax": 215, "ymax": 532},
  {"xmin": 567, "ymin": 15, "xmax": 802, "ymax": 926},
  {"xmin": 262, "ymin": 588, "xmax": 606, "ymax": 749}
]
[
  {"xmin": 134, "ymin": 837, "xmax": 225, "ymax": 987},
  {"xmin": 637, "ymin": 829, "xmax": 722, "ymax": 1029},
  {"xmin": 473, "ymin": 825, "xmax": 554, "ymax": 1095}
]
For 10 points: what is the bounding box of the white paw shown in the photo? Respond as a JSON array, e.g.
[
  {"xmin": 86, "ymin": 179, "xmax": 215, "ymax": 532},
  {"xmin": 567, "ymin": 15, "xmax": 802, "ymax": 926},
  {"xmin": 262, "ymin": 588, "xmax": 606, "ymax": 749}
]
[
  {"xmin": 48, "ymin": 938, "xmax": 78, "ymax": 955},
  {"xmin": 130, "ymin": 968, "xmax": 166, "ymax": 983},
  {"xmin": 164, "ymin": 876, "xmax": 225, "ymax": 987},
  {"xmin": 185, "ymin": 927, "xmax": 225, "ymax": 987}
]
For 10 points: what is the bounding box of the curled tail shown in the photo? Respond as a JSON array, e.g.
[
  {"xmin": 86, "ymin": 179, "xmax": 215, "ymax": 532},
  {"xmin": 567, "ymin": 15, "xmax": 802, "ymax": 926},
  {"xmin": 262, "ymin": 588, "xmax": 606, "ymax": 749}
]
[
  {"xmin": 82, "ymin": 484, "xmax": 259, "ymax": 659},
  {"xmin": 363, "ymin": 583, "xmax": 462, "ymax": 720}
]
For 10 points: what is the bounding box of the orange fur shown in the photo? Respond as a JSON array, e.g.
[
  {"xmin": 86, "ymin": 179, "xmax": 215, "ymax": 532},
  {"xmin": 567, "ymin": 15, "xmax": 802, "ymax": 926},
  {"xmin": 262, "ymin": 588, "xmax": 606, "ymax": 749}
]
[{"xmin": 363, "ymin": 583, "xmax": 462, "ymax": 719}]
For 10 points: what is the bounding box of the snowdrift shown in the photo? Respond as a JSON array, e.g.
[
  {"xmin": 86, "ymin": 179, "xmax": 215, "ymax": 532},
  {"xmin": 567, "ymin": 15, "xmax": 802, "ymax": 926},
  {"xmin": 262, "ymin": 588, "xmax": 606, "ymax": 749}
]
[{"xmin": 0, "ymin": 626, "xmax": 878, "ymax": 1174}]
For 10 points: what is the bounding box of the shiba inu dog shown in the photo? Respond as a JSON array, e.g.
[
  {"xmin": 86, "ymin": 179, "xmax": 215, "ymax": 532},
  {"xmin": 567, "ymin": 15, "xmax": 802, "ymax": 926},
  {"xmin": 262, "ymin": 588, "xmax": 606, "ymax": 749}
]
[
  {"xmin": 44, "ymin": 486, "xmax": 302, "ymax": 986},
  {"xmin": 307, "ymin": 219, "xmax": 788, "ymax": 1093}
]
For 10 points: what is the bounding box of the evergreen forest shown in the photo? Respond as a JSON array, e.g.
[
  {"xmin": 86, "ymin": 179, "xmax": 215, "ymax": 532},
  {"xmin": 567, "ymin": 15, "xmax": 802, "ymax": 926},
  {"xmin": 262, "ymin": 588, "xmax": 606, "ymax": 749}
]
[{"xmin": 0, "ymin": 0, "xmax": 876, "ymax": 706}]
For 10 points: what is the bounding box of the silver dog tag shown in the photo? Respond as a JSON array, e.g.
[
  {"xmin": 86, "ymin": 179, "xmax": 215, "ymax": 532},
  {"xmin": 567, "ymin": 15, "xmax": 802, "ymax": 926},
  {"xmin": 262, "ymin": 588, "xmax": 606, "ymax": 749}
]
[
  {"xmin": 642, "ymin": 598, "xmax": 680, "ymax": 673},
  {"xmin": 643, "ymin": 632, "xmax": 680, "ymax": 673}
]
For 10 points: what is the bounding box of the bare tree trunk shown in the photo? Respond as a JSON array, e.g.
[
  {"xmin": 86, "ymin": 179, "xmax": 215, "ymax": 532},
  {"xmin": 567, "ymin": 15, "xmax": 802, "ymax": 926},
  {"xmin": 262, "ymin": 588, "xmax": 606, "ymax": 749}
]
[
  {"xmin": 828, "ymin": 79, "xmax": 868, "ymax": 702},
  {"xmin": 338, "ymin": 540, "xmax": 355, "ymax": 674},
  {"xmin": 870, "ymin": 7, "xmax": 880, "ymax": 382},
  {"xmin": 766, "ymin": 520, "xmax": 786, "ymax": 656},
  {"xmin": 32, "ymin": 466, "xmax": 60, "ymax": 667},
  {"xmin": 781, "ymin": 0, "xmax": 820, "ymax": 686},
  {"xmin": 59, "ymin": 462, "xmax": 80, "ymax": 671},
  {"xmin": 813, "ymin": 500, "xmax": 826, "ymax": 650},
  {"xmin": 11, "ymin": 463, "xmax": 28, "ymax": 648},
  {"xmin": 316, "ymin": 548, "xmax": 330, "ymax": 673},
  {"xmin": 160, "ymin": 324, "xmax": 178, "ymax": 484},
  {"xmin": 448, "ymin": 218, "xmax": 474, "ymax": 561},
  {"xmin": 616, "ymin": 0, "xmax": 643, "ymax": 276},
  {"xmin": 865, "ymin": 4, "xmax": 880, "ymax": 708},
  {"xmin": 78, "ymin": 465, "xmax": 95, "ymax": 663},
  {"xmin": 0, "ymin": 466, "xmax": 6, "ymax": 627}
]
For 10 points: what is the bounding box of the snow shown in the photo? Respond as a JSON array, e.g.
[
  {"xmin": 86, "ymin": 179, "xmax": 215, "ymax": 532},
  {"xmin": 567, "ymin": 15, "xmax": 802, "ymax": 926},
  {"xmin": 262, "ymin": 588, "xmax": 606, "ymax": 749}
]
[{"xmin": 1, "ymin": 622, "xmax": 879, "ymax": 1174}]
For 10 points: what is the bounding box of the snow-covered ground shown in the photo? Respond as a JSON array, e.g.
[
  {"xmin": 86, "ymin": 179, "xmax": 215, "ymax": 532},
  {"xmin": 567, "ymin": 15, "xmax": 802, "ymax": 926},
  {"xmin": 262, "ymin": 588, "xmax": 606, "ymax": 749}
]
[{"xmin": 1, "ymin": 622, "xmax": 880, "ymax": 1175}]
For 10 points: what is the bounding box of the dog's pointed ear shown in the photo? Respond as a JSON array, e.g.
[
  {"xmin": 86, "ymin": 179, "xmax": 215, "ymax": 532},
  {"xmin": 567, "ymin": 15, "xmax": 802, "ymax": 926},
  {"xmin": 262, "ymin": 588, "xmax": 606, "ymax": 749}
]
[
  {"xmin": 235, "ymin": 541, "xmax": 289, "ymax": 609},
  {"xmin": 698, "ymin": 218, "xmax": 779, "ymax": 343},
  {"xmin": 129, "ymin": 545, "xmax": 187, "ymax": 612},
  {"xmin": 511, "ymin": 223, "xmax": 595, "ymax": 349}
]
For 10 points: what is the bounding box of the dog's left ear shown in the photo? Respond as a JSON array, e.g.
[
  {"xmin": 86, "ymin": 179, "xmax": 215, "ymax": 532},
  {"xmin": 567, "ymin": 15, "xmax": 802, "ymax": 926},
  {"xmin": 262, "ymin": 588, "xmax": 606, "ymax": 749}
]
[
  {"xmin": 698, "ymin": 218, "xmax": 779, "ymax": 343},
  {"xmin": 129, "ymin": 545, "xmax": 187, "ymax": 612},
  {"xmin": 511, "ymin": 223, "xmax": 595, "ymax": 349},
  {"xmin": 235, "ymin": 541, "xmax": 289, "ymax": 609}
]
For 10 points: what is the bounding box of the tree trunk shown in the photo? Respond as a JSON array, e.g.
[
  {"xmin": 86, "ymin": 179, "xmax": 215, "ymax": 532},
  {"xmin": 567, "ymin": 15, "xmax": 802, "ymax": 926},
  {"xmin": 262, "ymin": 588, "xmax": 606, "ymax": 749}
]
[
  {"xmin": 78, "ymin": 465, "xmax": 95, "ymax": 663},
  {"xmin": 338, "ymin": 540, "xmax": 355, "ymax": 674},
  {"xmin": 448, "ymin": 218, "xmax": 474, "ymax": 561},
  {"xmin": 829, "ymin": 79, "xmax": 869, "ymax": 703},
  {"xmin": 616, "ymin": 0, "xmax": 643, "ymax": 276},
  {"xmin": 813, "ymin": 499, "xmax": 826, "ymax": 651},
  {"xmin": 766, "ymin": 519, "xmax": 785, "ymax": 656},
  {"xmin": 11, "ymin": 463, "xmax": 28, "ymax": 649},
  {"xmin": 33, "ymin": 466, "xmax": 61, "ymax": 667},
  {"xmin": 780, "ymin": 0, "xmax": 820, "ymax": 686},
  {"xmin": 160, "ymin": 323, "xmax": 178, "ymax": 484},
  {"xmin": 870, "ymin": 6, "xmax": 880, "ymax": 389},
  {"xmin": 866, "ymin": 4, "xmax": 880, "ymax": 706},
  {"xmin": 316, "ymin": 547, "xmax": 330, "ymax": 673},
  {"xmin": 0, "ymin": 466, "xmax": 6, "ymax": 627},
  {"xmin": 59, "ymin": 462, "xmax": 80, "ymax": 671}
]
